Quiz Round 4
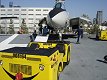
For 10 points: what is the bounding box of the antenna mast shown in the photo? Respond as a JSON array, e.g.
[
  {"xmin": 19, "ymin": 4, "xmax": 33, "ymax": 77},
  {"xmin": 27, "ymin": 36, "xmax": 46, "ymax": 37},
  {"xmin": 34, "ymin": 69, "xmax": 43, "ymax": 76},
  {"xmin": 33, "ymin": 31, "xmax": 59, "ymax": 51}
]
[{"xmin": 55, "ymin": 0, "xmax": 65, "ymax": 3}]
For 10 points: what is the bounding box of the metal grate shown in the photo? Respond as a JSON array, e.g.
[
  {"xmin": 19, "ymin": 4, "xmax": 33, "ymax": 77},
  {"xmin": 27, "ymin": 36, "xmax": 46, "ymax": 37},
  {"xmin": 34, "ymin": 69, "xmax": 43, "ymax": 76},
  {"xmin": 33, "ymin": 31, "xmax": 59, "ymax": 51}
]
[{"xmin": 9, "ymin": 63, "xmax": 32, "ymax": 75}]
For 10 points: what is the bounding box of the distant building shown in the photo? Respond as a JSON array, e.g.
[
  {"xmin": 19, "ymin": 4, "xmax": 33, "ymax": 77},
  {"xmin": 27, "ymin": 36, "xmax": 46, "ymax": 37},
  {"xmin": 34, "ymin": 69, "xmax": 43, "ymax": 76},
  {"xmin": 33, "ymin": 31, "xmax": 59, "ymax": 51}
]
[
  {"xmin": 9, "ymin": 2, "xmax": 13, "ymax": 8},
  {"xmin": 0, "ymin": 7, "xmax": 52, "ymax": 33},
  {"xmin": 1, "ymin": 5, "xmax": 5, "ymax": 8},
  {"xmin": 93, "ymin": 18, "xmax": 97, "ymax": 24},
  {"xmin": 96, "ymin": 11, "xmax": 103, "ymax": 25},
  {"xmin": 70, "ymin": 17, "xmax": 92, "ymax": 33},
  {"xmin": 13, "ymin": 5, "xmax": 21, "ymax": 8},
  {"xmin": 70, "ymin": 17, "xmax": 91, "ymax": 29}
]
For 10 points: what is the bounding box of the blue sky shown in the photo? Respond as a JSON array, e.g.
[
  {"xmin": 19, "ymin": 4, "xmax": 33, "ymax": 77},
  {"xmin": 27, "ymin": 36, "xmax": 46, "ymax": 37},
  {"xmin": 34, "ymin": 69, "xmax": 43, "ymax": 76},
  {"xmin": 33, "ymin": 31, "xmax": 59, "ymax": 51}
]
[{"xmin": 1, "ymin": 0, "xmax": 107, "ymax": 21}]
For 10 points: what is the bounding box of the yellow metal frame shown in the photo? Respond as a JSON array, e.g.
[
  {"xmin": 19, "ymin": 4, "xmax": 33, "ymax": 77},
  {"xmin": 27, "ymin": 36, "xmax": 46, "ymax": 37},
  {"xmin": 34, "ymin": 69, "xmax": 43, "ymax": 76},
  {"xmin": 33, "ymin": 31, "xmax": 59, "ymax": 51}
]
[
  {"xmin": 28, "ymin": 41, "xmax": 71, "ymax": 64},
  {"xmin": 0, "ymin": 49, "xmax": 63, "ymax": 80},
  {"xmin": 98, "ymin": 30, "xmax": 107, "ymax": 40}
]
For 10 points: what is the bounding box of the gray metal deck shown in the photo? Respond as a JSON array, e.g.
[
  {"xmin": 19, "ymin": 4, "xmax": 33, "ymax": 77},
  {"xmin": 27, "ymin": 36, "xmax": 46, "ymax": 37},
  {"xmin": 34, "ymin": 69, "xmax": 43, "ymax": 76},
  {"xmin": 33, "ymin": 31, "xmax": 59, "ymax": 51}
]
[
  {"xmin": 0, "ymin": 34, "xmax": 107, "ymax": 80},
  {"xmin": 0, "ymin": 34, "xmax": 30, "ymax": 50},
  {"xmin": 9, "ymin": 34, "xmax": 31, "ymax": 44},
  {"xmin": 60, "ymin": 38, "xmax": 107, "ymax": 80},
  {"xmin": 0, "ymin": 34, "xmax": 12, "ymax": 43}
]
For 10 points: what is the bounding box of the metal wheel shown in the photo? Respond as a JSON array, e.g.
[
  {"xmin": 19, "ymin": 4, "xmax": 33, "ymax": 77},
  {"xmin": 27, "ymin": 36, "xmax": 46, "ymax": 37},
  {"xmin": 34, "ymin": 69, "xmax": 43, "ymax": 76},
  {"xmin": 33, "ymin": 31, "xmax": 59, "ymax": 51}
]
[{"xmin": 57, "ymin": 66, "xmax": 61, "ymax": 80}]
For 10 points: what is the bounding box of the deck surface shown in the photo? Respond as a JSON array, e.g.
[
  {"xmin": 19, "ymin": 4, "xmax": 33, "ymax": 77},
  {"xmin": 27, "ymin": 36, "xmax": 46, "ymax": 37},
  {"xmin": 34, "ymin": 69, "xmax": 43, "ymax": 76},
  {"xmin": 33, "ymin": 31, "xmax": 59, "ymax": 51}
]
[
  {"xmin": 0, "ymin": 34, "xmax": 107, "ymax": 80},
  {"xmin": 60, "ymin": 37, "xmax": 107, "ymax": 80}
]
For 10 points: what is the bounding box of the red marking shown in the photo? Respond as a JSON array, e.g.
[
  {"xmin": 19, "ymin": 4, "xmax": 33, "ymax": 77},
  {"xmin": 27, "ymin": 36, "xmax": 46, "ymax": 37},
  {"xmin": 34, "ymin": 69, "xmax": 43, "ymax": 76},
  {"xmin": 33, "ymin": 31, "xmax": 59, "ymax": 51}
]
[{"xmin": 15, "ymin": 72, "xmax": 23, "ymax": 80}]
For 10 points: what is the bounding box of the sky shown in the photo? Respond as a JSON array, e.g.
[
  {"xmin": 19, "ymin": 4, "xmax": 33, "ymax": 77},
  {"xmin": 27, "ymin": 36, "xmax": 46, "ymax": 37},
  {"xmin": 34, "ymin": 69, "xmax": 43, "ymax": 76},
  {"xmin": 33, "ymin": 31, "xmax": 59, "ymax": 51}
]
[{"xmin": 1, "ymin": 0, "xmax": 107, "ymax": 21}]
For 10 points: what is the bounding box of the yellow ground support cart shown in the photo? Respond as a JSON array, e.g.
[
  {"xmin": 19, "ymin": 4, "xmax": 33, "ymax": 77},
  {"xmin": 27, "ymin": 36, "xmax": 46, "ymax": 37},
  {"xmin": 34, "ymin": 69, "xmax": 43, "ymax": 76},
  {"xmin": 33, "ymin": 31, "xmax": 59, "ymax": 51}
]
[
  {"xmin": 0, "ymin": 47, "xmax": 64, "ymax": 80},
  {"xmin": 98, "ymin": 30, "xmax": 107, "ymax": 40},
  {"xmin": 28, "ymin": 41, "xmax": 71, "ymax": 66}
]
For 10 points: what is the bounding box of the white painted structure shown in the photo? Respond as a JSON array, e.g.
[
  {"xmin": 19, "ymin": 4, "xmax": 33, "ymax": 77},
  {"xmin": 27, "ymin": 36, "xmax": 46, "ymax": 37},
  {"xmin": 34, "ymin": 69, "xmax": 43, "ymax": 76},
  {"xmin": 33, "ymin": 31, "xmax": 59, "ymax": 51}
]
[
  {"xmin": 0, "ymin": 7, "xmax": 52, "ymax": 33},
  {"xmin": 99, "ymin": 26, "xmax": 107, "ymax": 30},
  {"xmin": 34, "ymin": 35, "xmax": 49, "ymax": 42}
]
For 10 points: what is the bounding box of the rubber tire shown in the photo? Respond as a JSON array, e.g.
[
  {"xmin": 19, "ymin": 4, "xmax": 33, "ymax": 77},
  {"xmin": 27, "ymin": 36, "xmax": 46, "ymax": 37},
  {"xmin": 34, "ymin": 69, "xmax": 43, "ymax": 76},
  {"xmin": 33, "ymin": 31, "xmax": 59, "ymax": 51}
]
[
  {"xmin": 63, "ymin": 53, "xmax": 70, "ymax": 68},
  {"xmin": 57, "ymin": 66, "xmax": 60, "ymax": 80},
  {"xmin": 57, "ymin": 72, "xmax": 59, "ymax": 80},
  {"xmin": 66, "ymin": 53, "xmax": 70, "ymax": 65}
]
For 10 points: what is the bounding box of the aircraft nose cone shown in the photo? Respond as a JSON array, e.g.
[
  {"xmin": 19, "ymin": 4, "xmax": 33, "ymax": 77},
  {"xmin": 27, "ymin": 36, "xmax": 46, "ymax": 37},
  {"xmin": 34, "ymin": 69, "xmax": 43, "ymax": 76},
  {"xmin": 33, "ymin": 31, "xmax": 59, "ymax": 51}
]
[{"xmin": 49, "ymin": 8, "xmax": 65, "ymax": 18}]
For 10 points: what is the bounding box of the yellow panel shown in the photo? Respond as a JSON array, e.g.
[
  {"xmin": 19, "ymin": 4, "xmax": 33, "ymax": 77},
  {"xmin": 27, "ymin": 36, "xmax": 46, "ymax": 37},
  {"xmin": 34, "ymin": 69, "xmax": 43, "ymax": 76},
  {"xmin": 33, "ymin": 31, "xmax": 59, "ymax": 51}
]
[{"xmin": 0, "ymin": 49, "xmax": 64, "ymax": 80}]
